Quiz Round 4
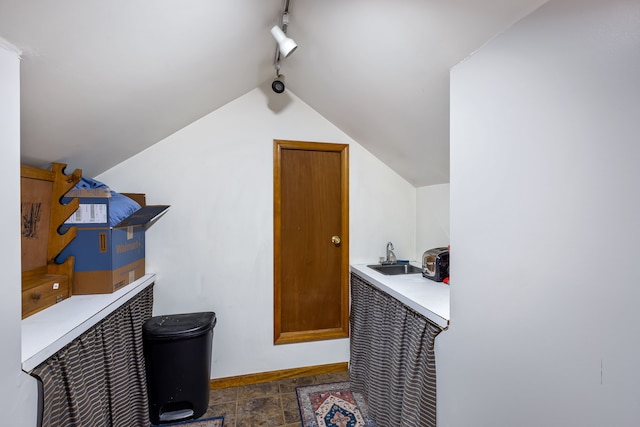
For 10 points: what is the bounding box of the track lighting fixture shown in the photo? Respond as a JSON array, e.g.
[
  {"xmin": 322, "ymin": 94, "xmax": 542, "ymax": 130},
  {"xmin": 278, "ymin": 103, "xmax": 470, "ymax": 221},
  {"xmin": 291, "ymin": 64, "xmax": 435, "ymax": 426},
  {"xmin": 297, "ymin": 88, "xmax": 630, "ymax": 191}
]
[
  {"xmin": 271, "ymin": 25, "xmax": 297, "ymax": 58},
  {"xmin": 271, "ymin": 0, "xmax": 295, "ymax": 93},
  {"xmin": 272, "ymin": 74, "xmax": 286, "ymax": 94}
]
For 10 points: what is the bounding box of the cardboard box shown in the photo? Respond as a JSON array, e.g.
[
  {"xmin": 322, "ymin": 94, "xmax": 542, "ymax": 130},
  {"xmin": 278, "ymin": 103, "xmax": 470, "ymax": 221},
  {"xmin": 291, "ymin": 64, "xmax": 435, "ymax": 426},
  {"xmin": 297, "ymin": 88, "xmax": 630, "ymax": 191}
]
[
  {"xmin": 58, "ymin": 190, "xmax": 169, "ymax": 294},
  {"xmin": 121, "ymin": 192, "xmax": 146, "ymax": 207}
]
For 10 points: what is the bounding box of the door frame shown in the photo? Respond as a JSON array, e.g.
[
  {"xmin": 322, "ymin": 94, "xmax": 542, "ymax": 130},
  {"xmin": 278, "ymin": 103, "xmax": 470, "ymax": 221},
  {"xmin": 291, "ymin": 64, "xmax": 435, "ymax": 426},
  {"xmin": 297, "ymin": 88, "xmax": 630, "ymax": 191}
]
[{"xmin": 273, "ymin": 140, "xmax": 350, "ymax": 345}]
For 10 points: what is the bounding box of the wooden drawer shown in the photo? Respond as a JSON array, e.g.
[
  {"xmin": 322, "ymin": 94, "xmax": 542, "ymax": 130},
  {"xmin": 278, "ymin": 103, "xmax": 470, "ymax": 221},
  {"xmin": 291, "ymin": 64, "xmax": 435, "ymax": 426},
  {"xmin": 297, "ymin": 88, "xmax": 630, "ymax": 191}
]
[{"xmin": 22, "ymin": 273, "xmax": 70, "ymax": 319}]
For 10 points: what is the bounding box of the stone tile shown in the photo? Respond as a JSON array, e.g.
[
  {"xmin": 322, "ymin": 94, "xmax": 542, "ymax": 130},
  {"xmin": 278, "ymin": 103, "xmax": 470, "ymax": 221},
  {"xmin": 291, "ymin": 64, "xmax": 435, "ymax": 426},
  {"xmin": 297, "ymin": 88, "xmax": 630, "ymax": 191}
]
[
  {"xmin": 209, "ymin": 386, "xmax": 238, "ymax": 405},
  {"xmin": 236, "ymin": 395, "xmax": 284, "ymax": 427},
  {"xmin": 237, "ymin": 381, "xmax": 280, "ymax": 400},
  {"xmin": 277, "ymin": 376, "xmax": 317, "ymax": 393},
  {"xmin": 281, "ymin": 391, "xmax": 301, "ymax": 424},
  {"xmin": 204, "ymin": 400, "xmax": 236, "ymax": 427},
  {"xmin": 312, "ymin": 371, "xmax": 350, "ymax": 384},
  {"xmin": 199, "ymin": 373, "xmax": 346, "ymax": 426}
]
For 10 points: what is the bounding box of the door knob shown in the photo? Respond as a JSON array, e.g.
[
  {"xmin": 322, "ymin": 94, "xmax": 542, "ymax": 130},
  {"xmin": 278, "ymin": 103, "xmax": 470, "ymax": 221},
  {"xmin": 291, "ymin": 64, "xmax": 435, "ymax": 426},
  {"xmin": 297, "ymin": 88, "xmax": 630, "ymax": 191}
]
[{"xmin": 331, "ymin": 236, "xmax": 341, "ymax": 246}]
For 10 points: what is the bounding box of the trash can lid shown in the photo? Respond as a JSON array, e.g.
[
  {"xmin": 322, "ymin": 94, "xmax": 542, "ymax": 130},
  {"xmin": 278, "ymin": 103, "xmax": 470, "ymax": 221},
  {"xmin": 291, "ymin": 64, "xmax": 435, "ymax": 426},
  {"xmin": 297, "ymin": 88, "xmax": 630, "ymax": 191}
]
[{"xmin": 143, "ymin": 311, "xmax": 216, "ymax": 340}]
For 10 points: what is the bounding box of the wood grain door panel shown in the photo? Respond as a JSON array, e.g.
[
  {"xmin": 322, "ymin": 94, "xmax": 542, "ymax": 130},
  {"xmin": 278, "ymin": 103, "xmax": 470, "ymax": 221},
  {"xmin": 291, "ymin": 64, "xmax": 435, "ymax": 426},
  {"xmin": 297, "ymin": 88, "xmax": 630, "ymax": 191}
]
[{"xmin": 274, "ymin": 140, "xmax": 349, "ymax": 344}]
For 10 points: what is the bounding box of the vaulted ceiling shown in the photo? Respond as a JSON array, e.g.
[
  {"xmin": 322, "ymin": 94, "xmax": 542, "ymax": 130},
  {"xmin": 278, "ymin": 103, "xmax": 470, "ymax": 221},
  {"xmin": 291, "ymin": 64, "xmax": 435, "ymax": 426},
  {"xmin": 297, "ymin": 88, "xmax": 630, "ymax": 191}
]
[{"xmin": 1, "ymin": 0, "xmax": 547, "ymax": 187}]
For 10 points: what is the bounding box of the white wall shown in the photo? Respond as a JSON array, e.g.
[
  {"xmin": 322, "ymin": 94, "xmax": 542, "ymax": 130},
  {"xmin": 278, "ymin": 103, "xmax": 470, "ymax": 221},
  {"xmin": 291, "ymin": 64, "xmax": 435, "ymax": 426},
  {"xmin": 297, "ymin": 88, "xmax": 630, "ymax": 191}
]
[
  {"xmin": 98, "ymin": 83, "xmax": 416, "ymax": 378},
  {"xmin": 0, "ymin": 41, "xmax": 39, "ymax": 426},
  {"xmin": 438, "ymin": 1, "xmax": 640, "ymax": 425},
  {"xmin": 416, "ymin": 183, "xmax": 450, "ymax": 261}
]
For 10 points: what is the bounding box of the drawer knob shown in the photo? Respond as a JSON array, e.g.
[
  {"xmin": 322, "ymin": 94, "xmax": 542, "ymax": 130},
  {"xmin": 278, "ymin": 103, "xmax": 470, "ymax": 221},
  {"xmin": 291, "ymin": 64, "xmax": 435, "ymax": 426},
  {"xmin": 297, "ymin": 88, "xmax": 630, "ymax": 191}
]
[{"xmin": 31, "ymin": 292, "xmax": 41, "ymax": 301}]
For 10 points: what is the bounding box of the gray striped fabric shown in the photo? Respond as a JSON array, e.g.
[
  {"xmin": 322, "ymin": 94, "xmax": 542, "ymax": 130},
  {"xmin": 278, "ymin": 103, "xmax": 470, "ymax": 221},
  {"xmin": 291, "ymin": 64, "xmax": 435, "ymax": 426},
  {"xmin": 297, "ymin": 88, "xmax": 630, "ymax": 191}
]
[
  {"xmin": 350, "ymin": 273, "xmax": 443, "ymax": 427},
  {"xmin": 31, "ymin": 285, "xmax": 154, "ymax": 427}
]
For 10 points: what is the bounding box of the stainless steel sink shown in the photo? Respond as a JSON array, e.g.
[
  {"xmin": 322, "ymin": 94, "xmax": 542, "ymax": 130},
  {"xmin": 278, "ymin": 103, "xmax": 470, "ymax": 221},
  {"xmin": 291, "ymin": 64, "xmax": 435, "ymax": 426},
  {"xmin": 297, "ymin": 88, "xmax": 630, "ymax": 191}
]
[{"xmin": 367, "ymin": 264, "xmax": 422, "ymax": 275}]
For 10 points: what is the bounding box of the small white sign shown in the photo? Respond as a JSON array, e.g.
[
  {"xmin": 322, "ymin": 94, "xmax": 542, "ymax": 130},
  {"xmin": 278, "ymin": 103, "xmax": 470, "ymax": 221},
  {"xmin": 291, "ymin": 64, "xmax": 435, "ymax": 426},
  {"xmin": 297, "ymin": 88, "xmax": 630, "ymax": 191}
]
[
  {"xmin": 53, "ymin": 282, "xmax": 59, "ymax": 290},
  {"xmin": 65, "ymin": 204, "xmax": 108, "ymax": 224}
]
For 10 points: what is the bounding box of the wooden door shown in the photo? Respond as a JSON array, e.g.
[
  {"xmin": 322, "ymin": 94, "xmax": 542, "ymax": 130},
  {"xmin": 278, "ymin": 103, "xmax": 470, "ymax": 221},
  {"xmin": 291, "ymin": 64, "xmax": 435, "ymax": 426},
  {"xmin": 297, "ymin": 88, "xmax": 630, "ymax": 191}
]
[{"xmin": 274, "ymin": 140, "xmax": 349, "ymax": 344}]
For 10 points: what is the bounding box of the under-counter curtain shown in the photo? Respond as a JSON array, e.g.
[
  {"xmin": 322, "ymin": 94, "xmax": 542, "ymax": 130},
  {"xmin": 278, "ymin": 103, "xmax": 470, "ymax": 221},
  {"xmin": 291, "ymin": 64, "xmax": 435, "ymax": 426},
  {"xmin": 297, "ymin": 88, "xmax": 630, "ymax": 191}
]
[
  {"xmin": 350, "ymin": 273, "xmax": 443, "ymax": 427},
  {"xmin": 31, "ymin": 285, "xmax": 154, "ymax": 427}
]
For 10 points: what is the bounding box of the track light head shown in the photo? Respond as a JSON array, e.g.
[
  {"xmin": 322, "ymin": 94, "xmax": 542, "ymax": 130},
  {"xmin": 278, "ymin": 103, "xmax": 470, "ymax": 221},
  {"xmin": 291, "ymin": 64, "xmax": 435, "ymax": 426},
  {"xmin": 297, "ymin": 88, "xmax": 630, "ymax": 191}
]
[
  {"xmin": 271, "ymin": 25, "xmax": 297, "ymax": 58},
  {"xmin": 272, "ymin": 74, "xmax": 286, "ymax": 93}
]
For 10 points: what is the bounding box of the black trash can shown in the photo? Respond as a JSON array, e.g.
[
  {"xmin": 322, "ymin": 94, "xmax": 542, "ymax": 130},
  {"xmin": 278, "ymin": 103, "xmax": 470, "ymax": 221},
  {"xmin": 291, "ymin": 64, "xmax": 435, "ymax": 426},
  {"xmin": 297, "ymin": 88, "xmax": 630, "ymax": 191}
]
[{"xmin": 143, "ymin": 311, "xmax": 216, "ymax": 425}]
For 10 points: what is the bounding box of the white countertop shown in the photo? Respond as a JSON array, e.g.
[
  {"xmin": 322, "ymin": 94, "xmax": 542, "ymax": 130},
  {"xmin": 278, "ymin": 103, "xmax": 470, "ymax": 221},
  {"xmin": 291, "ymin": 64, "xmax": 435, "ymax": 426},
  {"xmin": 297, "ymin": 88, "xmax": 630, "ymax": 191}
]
[
  {"xmin": 21, "ymin": 274, "xmax": 156, "ymax": 372},
  {"xmin": 350, "ymin": 263, "xmax": 450, "ymax": 328}
]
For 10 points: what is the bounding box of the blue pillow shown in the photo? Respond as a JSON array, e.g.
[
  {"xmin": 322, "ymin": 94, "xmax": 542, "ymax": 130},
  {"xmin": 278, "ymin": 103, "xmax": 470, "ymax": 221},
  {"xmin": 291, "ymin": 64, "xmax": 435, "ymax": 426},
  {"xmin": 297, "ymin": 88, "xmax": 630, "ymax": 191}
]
[
  {"xmin": 108, "ymin": 191, "xmax": 141, "ymax": 227},
  {"xmin": 75, "ymin": 177, "xmax": 108, "ymax": 190}
]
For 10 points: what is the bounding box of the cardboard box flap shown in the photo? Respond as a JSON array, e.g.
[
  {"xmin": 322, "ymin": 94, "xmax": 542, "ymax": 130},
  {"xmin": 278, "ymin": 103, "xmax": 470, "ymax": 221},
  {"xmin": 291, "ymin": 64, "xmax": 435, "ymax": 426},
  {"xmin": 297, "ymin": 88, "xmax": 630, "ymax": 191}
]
[
  {"xmin": 65, "ymin": 187, "xmax": 112, "ymax": 198},
  {"xmin": 113, "ymin": 205, "xmax": 170, "ymax": 228}
]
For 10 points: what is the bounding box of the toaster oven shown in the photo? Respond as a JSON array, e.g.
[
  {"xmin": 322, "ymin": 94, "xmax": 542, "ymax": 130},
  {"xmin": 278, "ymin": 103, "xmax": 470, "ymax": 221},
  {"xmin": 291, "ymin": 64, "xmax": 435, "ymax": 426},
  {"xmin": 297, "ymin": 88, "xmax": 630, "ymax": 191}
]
[{"xmin": 422, "ymin": 247, "xmax": 449, "ymax": 282}]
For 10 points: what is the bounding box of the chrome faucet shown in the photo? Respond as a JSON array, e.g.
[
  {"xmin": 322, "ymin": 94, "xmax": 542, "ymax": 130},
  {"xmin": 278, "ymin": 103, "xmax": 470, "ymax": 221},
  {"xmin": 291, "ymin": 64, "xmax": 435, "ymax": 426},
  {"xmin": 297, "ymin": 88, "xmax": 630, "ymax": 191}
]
[{"xmin": 383, "ymin": 242, "xmax": 397, "ymax": 265}]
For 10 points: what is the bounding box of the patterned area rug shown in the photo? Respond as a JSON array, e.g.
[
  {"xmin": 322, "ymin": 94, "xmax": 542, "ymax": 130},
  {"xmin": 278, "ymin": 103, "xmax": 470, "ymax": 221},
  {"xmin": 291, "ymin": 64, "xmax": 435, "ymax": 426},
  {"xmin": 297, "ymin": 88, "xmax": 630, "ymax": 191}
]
[
  {"xmin": 151, "ymin": 416, "xmax": 223, "ymax": 427},
  {"xmin": 296, "ymin": 381, "xmax": 376, "ymax": 427}
]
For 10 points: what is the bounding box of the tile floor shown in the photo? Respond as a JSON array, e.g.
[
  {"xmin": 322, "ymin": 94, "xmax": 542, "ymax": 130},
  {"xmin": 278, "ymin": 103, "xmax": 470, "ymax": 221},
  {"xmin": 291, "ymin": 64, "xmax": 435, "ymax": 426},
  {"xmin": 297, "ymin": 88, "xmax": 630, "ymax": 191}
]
[{"xmin": 203, "ymin": 370, "xmax": 351, "ymax": 427}]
